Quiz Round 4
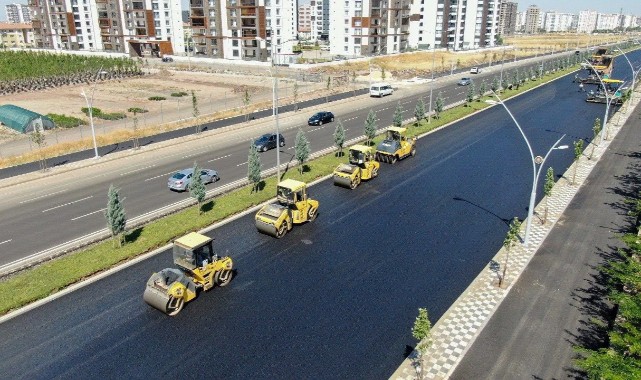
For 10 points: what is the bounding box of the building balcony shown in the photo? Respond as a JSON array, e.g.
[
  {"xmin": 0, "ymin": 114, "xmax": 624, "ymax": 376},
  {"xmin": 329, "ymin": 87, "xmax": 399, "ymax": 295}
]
[{"xmin": 191, "ymin": 1, "xmax": 203, "ymax": 7}]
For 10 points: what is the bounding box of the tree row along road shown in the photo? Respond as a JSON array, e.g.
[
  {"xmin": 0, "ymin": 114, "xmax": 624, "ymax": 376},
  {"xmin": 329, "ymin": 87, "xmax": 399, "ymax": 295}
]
[
  {"xmin": 0, "ymin": 51, "xmax": 627, "ymax": 267},
  {"xmin": 0, "ymin": 52, "xmax": 624, "ymax": 378}
]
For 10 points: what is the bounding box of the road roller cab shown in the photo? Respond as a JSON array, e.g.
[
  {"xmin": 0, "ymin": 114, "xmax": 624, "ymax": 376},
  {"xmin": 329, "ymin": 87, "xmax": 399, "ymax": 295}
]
[
  {"xmin": 375, "ymin": 127, "xmax": 416, "ymax": 164},
  {"xmin": 333, "ymin": 145, "xmax": 380, "ymax": 189},
  {"xmin": 143, "ymin": 232, "xmax": 233, "ymax": 316},
  {"xmin": 255, "ymin": 179, "xmax": 319, "ymax": 238}
]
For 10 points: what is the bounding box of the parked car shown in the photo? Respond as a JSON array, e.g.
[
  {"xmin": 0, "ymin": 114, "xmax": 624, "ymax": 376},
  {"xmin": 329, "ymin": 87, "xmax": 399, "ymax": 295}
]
[
  {"xmin": 470, "ymin": 66, "xmax": 481, "ymax": 74},
  {"xmin": 254, "ymin": 133, "xmax": 285, "ymax": 152},
  {"xmin": 168, "ymin": 168, "xmax": 219, "ymax": 192},
  {"xmin": 370, "ymin": 83, "xmax": 393, "ymax": 97},
  {"xmin": 161, "ymin": 56, "xmax": 173, "ymax": 62},
  {"xmin": 458, "ymin": 77, "xmax": 472, "ymax": 86},
  {"xmin": 308, "ymin": 111, "xmax": 335, "ymax": 126}
]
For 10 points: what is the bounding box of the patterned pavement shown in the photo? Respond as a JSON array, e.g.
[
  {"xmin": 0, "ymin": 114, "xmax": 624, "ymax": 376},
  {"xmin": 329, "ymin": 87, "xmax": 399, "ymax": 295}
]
[{"xmin": 390, "ymin": 90, "xmax": 640, "ymax": 380}]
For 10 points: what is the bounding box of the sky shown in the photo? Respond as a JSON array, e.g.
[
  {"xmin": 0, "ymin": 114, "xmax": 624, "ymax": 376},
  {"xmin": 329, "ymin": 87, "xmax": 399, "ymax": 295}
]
[{"xmin": 1, "ymin": 0, "xmax": 640, "ymax": 23}]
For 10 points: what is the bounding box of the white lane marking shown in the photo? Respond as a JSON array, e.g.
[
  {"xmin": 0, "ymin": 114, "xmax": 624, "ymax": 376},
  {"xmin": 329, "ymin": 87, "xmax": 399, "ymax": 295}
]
[
  {"xmin": 71, "ymin": 208, "xmax": 106, "ymax": 221},
  {"xmin": 19, "ymin": 189, "xmax": 68, "ymax": 204},
  {"xmin": 182, "ymin": 149, "xmax": 208, "ymax": 159},
  {"xmin": 237, "ymin": 161, "xmax": 248, "ymax": 167},
  {"xmin": 0, "ymin": 239, "xmax": 11, "ymax": 245},
  {"xmin": 120, "ymin": 165, "xmax": 155, "ymax": 176},
  {"xmin": 42, "ymin": 196, "xmax": 94, "ymax": 213},
  {"xmin": 208, "ymin": 154, "xmax": 232, "ymax": 162},
  {"xmin": 145, "ymin": 171, "xmax": 176, "ymax": 181}
]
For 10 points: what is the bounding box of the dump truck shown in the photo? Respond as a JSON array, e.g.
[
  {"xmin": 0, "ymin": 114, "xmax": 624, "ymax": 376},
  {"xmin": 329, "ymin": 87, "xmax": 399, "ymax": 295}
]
[
  {"xmin": 255, "ymin": 179, "xmax": 319, "ymax": 238},
  {"xmin": 375, "ymin": 127, "xmax": 417, "ymax": 164},
  {"xmin": 333, "ymin": 144, "xmax": 380, "ymax": 189},
  {"xmin": 143, "ymin": 232, "xmax": 233, "ymax": 316}
]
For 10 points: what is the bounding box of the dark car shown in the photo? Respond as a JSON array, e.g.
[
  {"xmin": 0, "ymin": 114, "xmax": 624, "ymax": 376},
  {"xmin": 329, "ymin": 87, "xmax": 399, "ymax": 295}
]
[
  {"xmin": 253, "ymin": 133, "xmax": 285, "ymax": 152},
  {"xmin": 457, "ymin": 77, "xmax": 472, "ymax": 86},
  {"xmin": 161, "ymin": 56, "xmax": 173, "ymax": 62},
  {"xmin": 308, "ymin": 111, "xmax": 335, "ymax": 126}
]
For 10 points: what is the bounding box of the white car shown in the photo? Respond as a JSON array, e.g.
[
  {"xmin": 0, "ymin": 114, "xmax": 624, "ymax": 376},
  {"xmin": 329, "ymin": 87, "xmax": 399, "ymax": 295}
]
[{"xmin": 470, "ymin": 67, "xmax": 481, "ymax": 74}]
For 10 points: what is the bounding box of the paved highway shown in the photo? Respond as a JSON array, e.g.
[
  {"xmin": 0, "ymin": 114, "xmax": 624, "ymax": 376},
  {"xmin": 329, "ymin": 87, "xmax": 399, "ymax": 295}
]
[
  {"xmin": 0, "ymin": 51, "xmax": 605, "ymax": 268},
  {"xmin": 0, "ymin": 60, "xmax": 613, "ymax": 378}
]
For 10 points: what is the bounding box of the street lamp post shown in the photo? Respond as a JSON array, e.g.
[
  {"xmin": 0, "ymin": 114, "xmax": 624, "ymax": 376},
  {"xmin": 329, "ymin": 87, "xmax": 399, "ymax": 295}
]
[
  {"xmin": 80, "ymin": 68, "xmax": 103, "ymax": 159},
  {"xmin": 488, "ymin": 91, "xmax": 568, "ymax": 247},
  {"xmin": 615, "ymin": 46, "xmax": 640, "ymax": 100},
  {"xmin": 428, "ymin": 47, "xmax": 436, "ymax": 124}
]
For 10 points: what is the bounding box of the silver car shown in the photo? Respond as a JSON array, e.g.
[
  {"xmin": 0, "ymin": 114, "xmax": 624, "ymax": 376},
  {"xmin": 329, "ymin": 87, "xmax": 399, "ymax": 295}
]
[{"xmin": 168, "ymin": 168, "xmax": 219, "ymax": 191}]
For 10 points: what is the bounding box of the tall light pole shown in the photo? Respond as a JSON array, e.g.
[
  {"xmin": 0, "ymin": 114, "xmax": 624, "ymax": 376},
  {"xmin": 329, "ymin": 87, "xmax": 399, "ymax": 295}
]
[
  {"xmin": 488, "ymin": 91, "xmax": 568, "ymax": 246},
  {"xmin": 615, "ymin": 46, "xmax": 640, "ymax": 99},
  {"xmin": 428, "ymin": 47, "xmax": 436, "ymax": 124},
  {"xmin": 80, "ymin": 68, "xmax": 103, "ymax": 159}
]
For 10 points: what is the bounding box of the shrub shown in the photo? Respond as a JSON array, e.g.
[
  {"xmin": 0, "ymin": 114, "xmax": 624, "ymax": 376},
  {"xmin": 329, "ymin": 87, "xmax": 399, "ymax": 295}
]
[
  {"xmin": 148, "ymin": 96, "xmax": 166, "ymax": 101},
  {"xmin": 99, "ymin": 112, "xmax": 127, "ymax": 120},
  {"xmin": 81, "ymin": 107, "xmax": 103, "ymax": 117},
  {"xmin": 47, "ymin": 113, "xmax": 85, "ymax": 129},
  {"xmin": 127, "ymin": 107, "xmax": 148, "ymax": 114},
  {"xmin": 171, "ymin": 91, "xmax": 188, "ymax": 97}
]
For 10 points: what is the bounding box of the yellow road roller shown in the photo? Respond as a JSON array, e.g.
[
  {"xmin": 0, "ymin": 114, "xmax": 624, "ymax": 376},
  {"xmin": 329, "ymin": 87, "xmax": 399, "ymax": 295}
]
[
  {"xmin": 255, "ymin": 179, "xmax": 319, "ymax": 238},
  {"xmin": 143, "ymin": 232, "xmax": 233, "ymax": 316},
  {"xmin": 333, "ymin": 144, "xmax": 380, "ymax": 189},
  {"xmin": 375, "ymin": 127, "xmax": 417, "ymax": 164}
]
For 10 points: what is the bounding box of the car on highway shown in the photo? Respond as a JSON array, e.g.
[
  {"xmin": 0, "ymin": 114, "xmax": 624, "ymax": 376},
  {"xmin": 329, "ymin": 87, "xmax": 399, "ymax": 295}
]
[
  {"xmin": 168, "ymin": 168, "xmax": 219, "ymax": 191},
  {"xmin": 308, "ymin": 111, "xmax": 335, "ymax": 126},
  {"xmin": 470, "ymin": 67, "xmax": 481, "ymax": 74},
  {"xmin": 253, "ymin": 133, "xmax": 285, "ymax": 152},
  {"xmin": 458, "ymin": 77, "xmax": 472, "ymax": 86}
]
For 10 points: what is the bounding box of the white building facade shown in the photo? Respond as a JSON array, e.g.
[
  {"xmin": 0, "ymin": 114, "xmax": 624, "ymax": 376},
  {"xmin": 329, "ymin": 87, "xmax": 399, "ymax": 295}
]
[
  {"xmin": 596, "ymin": 13, "xmax": 620, "ymax": 31},
  {"xmin": 542, "ymin": 11, "xmax": 576, "ymax": 32},
  {"xmin": 309, "ymin": 0, "xmax": 329, "ymax": 41},
  {"xmin": 577, "ymin": 10, "xmax": 598, "ymax": 33},
  {"xmin": 5, "ymin": 3, "xmax": 32, "ymax": 23}
]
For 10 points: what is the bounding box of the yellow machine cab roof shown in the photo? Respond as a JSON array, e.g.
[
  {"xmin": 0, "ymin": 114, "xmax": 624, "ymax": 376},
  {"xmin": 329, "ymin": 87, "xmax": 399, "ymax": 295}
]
[
  {"xmin": 349, "ymin": 144, "xmax": 373, "ymax": 153},
  {"xmin": 387, "ymin": 126, "xmax": 407, "ymax": 133},
  {"xmin": 175, "ymin": 232, "xmax": 211, "ymax": 249},
  {"xmin": 278, "ymin": 178, "xmax": 306, "ymax": 191},
  {"xmin": 602, "ymin": 79, "xmax": 624, "ymax": 84}
]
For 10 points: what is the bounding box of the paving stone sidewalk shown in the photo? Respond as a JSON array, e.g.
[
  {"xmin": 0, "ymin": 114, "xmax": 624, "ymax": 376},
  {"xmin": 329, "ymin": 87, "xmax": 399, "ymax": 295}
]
[{"xmin": 390, "ymin": 91, "xmax": 640, "ymax": 379}]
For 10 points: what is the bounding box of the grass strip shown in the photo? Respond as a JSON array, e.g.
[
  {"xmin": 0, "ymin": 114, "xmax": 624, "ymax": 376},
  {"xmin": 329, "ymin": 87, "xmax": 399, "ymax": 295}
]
[{"xmin": 0, "ymin": 64, "xmax": 581, "ymax": 315}]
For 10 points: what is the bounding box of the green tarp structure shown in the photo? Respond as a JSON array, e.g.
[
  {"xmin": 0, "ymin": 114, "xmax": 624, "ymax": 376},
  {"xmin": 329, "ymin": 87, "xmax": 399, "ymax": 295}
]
[{"xmin": 0, "ymin": 104, "xmax": 54, "ymax": 134}]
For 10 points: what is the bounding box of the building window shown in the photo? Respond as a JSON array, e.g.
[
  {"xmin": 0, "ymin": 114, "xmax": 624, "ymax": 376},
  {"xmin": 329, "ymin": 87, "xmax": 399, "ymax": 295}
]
[{"xmin": 233, "ymin": 50, "xmax": 239, "ymax": 56}]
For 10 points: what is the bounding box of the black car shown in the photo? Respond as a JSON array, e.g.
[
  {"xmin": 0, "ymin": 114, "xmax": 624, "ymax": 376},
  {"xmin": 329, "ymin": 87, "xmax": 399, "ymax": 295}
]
[
  {"xmin": 308, "ymin": 111, "xmax": 335, "ymax": 126},
  {"xmin": 253, "ymin": 133, "xmax": 285, "ymax": 152}
]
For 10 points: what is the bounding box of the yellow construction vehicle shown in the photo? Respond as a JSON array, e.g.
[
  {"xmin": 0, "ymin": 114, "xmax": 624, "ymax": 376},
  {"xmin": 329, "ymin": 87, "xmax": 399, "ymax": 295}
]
[
  {"xmin": 143, "ymin": 232, "xmax": 233, "ymax": 316},
  {"xmin": 255, "ymin": 179, "xmax": 319, "ymax": 238},
  {"xmin": 333, "ymin": 144, "xmax": 380, "ymax": 189},
  {"xmin": 375, "ymin": 127, "xmax": 417, "ymax": 164}
]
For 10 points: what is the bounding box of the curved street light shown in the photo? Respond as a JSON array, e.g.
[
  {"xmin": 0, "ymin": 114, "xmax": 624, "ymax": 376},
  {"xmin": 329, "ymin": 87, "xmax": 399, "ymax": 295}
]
[
  {"xmin": 615, "ymin": 46, "xmax": 641, "ymax": 101},
  {"xmin": 80, "ymin": 67, "xmax": 103, "ymax": 159},
  {"xmin": 488, "ymin": 91, "xmax": 568, "ymax": 247},
  {"xmin": 582, "ymin": 59, "xmax": 625, "ymax": 144}
]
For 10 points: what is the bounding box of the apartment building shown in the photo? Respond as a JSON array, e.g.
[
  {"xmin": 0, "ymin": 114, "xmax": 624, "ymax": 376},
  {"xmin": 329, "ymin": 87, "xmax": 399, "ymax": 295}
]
[
  {"xmin": 328, "ymin": 0, "xmax": 411, "ymax": 56},
  {"xmin": 408, "ymin": 0, "xmax": 501, "ymax": 51},
  {"xmin": 6, "ymin": 3, "xmax": 33, "ymax": 23},
  {"xmin": 523, "ymin": 5, "xmax": 540, "ymax": 34},
  {"xmin": 498, "ymin": 1, "xmax": 517, "ymax": 36},
  {"xmin": 298, "ymin": 3, "xmax": 311, "ymax": 34},
  {"xmin": 596, "ymin": 13, "xmax": 620, "ymax": 31},
  {"xmin": 28, "ymin": 0, "xmax": 184, "ymax": 56},
  {"xmin": 577, "ymin": 10, "xmax": 598, "ymax": 33},
  {"xmin": 188, "ymin": 0, "xmax": 298, "ymax": 62},
  {"xmin": 542, "ymin": 11, "xmax": 576, "ymax": 32},
  {"xmin": 0, "ymin": 22, "xmax": 34, "ymax": 47},
  {"xmin": 309, "ymin": 0, "xmax": 328, "ymax": 41}
]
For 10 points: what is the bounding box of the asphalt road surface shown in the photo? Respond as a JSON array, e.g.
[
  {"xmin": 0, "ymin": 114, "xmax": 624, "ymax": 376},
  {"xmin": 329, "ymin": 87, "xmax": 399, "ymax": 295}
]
[
  {"xmin": 0, "ymin": 51, "xmax": 596, "ymax": 266},
  {"xmin": 0, "ymin": 60, "xmax": 613, "ymax": 379}
]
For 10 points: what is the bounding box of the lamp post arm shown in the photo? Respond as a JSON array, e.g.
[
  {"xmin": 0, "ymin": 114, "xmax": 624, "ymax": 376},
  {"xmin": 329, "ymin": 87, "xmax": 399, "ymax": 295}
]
[
  {"xmin": 616, "ymin": 47, "xmax": 636, "ymax": 90},
  {"xmin": 536, "ymin": 134, "xmax": 567, "ymax": 185},
  {"xmin": 491, "ymin": 91, "xmax": 535, "ymax": 166}
]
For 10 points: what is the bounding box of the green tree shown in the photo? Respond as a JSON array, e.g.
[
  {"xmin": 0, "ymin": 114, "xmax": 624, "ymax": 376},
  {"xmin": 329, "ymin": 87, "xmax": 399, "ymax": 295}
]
[
  {"xmin": 242, "ymin": 88, "xmax": 251, "ymax": 121},
  {"xmin": 392, "ymin": 101, "xmax": 404, "ymax": 128},
  {"xmin": 478, "ymin": 80, "xmax": 487, "ymax": 99},
  {"xmin": 411, "ymin": 307, "xmax": 433, "ymax": 379},
  {"xmin": 104, "ymin": 184, "xmax": 127, "ymax": 247},
  {"xmin": 500, "ymin": 217, "xmax": 521, "ymax": 287},
  {"xmin": 435, "ymin": 92, "xmax": 444, "ymax": 119},
  {"xmin": 543, "ymin": 167, "xmax": 554, "ymax": 224},
  {"xmin": 295, "ymin": 128, "xmax": 311, "ymax": 174},
  {"xmin": 131, "ymin": 109, "xmax": 140, "ymax": 149},
  {"xmin": 333, "ymin": 120, "xmax": 346, "ymax": 156},
  {"xmin": 247, "ymin": 143, "xmax": 261, "ymax": 192},
  {"xmin": 189, "ymin": 162, "xmax": 207, "ymax": 214},
  {"xmin": 30, "ymin": 126, "xmax": 47, "ymax": 172},
  {"xmin": 191, "ymin": 90, "xmax": 200, "ymax": 134},
  {"xmin": 325, "ymin": 76, "xmax": 332, "ymax": 103},
  {"xmin": 491, "ymin": 76, "xmax": 499, "ymax": 92},
  {"xmin": 414, "ymin": 97, "xmax": 426, "ymax": 126},
  {"xmin": 466, "ymin": 83, "xmax": 475, "ymax": 106},
  {"xmin": 512, "ymin": 70, "xmax": 521, "ymax": 90},
  {"xmin": 381, "ymin": 66, "xmax": 386, "ymax": 80},
  {"xmin": 590, "ymin": 117, "xmax": 601, "ymax": 159},
  {"xmin": 364, "ymin": 109, "xmax": 377, "ymax": 146},
  {"xmin": 292, "ymin": 81, "xmax": 299, "ymax": 111},
  {"xmin": 573, "ymin": 139, "xmax": 584, "ymax": 185}
]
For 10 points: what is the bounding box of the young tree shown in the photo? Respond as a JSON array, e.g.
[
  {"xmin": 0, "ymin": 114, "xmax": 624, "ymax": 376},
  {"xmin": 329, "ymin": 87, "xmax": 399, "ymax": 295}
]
[
  {"xmin": 543, "ymin": 167, "xmax": 554, "ymax": 224},
  {"xmin": 411, "ymin": 307, "xmax": 433, "ymax": 379},
  {"xmin": 333, "ymin": 120, "xmax": 346, "ymax": 156},
  {"xmin": 380, "ymin": 66, "xmax": 386, "ymax": 81},
  {"xmin": 478, "ymin": 80, "xmax": 487, "ymax": 99},
  {"xmin": 325, "ymin": 76, "xmax": 332, "ymax": 103},
  {"xmin": 491, "ymin": 76, "xmax": 499, "ymax": 92},
  {"xmin": 392, "ymin": 101, "xmax": 404, "ymax": 128},
  {"xmin": 435, "ymin": 92, "xmax": 444, "ymax": 119},
  {"xmin": 590, "ymin": 117, "xmax": 601, "ymax": 159},
  {"xmin": 132, "ymin": 110, "xmax": 140, "ymax": 149},
  {"xmin": 529, "ymin": 67, "xmax": 536, "ymax": 80},
  {"xmin": 414, "ymin": 97, "xmax": 426, "ymax": 126},
  {"xmin": 512, "ymin": 70, "xmax": 521, "ymax": 90},
  {"xmin": 465, "ymin": 83, "xmax": 475, "ymax": 106},
  {"xmin": 364, "ymin": 109, "xmax": 378, "ymax": 146},
  {"xmin": 295, "ymin": 128, "xmax": 311, "ymax": 174},
  {"xmin": 189, "ymin": 162, "xmax": 207, "ymax": 214},
  {"xmin": 573, "ymin": 139, "xmax": 584, "ymax": 185},
  {"xmin": 104, "ymin": 184, "xmax": 127, "ymax": 247},
  {"xmin": 191, "ymin": 90, "xmax": 201, "ymax": 134},
  {"xmin": 292, "ymin": 81, "xmax": 299, "ymax": 112},
  {"xmin": 247, "ymin": 143, "xmax": 261, "ymax": 192},
  {"xmin": 242, "ymin": 88, "xmax": 251, "ymax": 121},
  {"xmin": 499, "ymin": 217, "xmax": 521, "ymax": 287},
  {"xmin": 30, "ymin": 126, "xmax": 48, "ymax": 172}
]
